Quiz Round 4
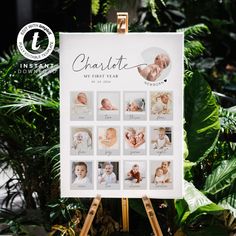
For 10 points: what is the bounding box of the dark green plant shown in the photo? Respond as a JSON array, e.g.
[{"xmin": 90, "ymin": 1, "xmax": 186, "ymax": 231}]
[
  {"xmin": 1, "ymin": 2, "xmax": 236, "ymax": 235},
  {"xmin": 0, "ymin": 37, "xmax": 60, "ymax": 235}
]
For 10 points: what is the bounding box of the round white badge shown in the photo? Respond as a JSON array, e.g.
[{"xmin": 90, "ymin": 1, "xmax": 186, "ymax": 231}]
[{"xmin": 17, "ymin": 22, "xmax": 55, "ymax": 61}]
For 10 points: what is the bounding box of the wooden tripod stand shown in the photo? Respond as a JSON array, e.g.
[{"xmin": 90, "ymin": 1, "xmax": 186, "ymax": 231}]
[{"xmin": 79, "ymin": 195, "xmax": 163, "ymax": 236}]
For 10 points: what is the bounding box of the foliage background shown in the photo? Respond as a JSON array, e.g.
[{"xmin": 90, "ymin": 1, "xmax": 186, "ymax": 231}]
[{"xmin": 0, "ymin": 0, "xmax": 236, "ymax": 235}]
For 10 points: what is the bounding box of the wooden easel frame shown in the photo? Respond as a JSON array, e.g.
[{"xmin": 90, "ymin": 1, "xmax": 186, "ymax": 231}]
[{"xmin": 80, "ymin": 13, "xmax": 163, "ymax": 236}]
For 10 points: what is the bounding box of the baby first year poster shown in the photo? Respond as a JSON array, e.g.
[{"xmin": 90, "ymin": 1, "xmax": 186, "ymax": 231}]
[{"xmin": 60, "ymin": 33, "xmax": 184, "ymax": 198}]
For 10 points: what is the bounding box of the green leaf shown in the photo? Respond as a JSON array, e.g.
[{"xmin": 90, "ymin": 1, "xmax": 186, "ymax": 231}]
[
  {"xmin": 175, "ymin": 182, "xmax": 224, "ymax": 226},
  {"xmin": 184, "ymin": 160, "xmax": 196, "ymax": 181},
  {"xmin": 219, "ymin": 202, "xmax": 236, "ymax": 219},
  {"xmin": 185, "ymin": 73, "xmax": 220, "ymax": 162},
  {"xmin": 220, "ymin": 193, "xmax": 236, "ymax": 209},
  {"xmin": 178, "ymin": 23, "xmax": 210, "ymax": 40},
  {"xmin": 219, "ymin": 106, "xmax": 236, "ymax": 135},
  {"xmin": 186, "ymin": 225, "xmax": 228, "ymax": 236},
  {"xmin": 204, "ymin": 158, "xmax": 236, "ymax": 195},
  {"xmin": 93, "ymin": 23, "xmax": 117, "ymax": 32},
  {"xmin": 187, "ymin": 203, "xmax": 224, "ymax": 224},
  {"xmin": 92, "ymin": 0, "xmax": 100, "ymax": 15},
  {"xmin": 148, "ymin": 0, "xmax": 160, "ymax": 25},
  {"xmin": 184, "ymin": 129, "xmax": 189, "ymax": 159},
  {"xmin": 0, "ymin": 90, "xmax": 59, "ymax": 112},
  {"xmin": 175, "ymin": 199, "xmax": 190, "ymax": 226},
  {"xmin": 184, "ymin": 40, "xmax": 205, "ymax": 68},
  {"xmin": 129, "ymin": 199, "xmax": 146, "ymax": 218},
  {"xmin": 184, "ymin": 181, "xmax": 213, "ymax": 213}
]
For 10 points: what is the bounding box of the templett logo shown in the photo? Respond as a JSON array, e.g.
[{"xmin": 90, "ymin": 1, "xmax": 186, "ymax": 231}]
[{"xmin": 17, "ymin": 22, "xmax": 55, "ymax": 61}]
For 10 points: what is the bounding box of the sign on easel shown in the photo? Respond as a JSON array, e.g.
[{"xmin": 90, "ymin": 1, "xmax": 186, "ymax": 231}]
[{"xmin": 60, "ymin": 33, "xmax": 184, "ymax": 198}]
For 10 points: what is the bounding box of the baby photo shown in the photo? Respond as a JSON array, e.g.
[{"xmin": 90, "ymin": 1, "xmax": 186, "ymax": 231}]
[
  {"xmin": 138, "ymin": 48, "xmax": 171, "ymax": 82},
  {"xmin": 124, "ymin": 127, "xmax": 146, "ymax": 155},
  {"xmin": 150, "ymin": 160, "xmax": 173, "ymax": 190},
  {"xmin": 124, "ymin": 91, "xmax": 147, "ymax": 121},
  {"xmin": 70, "ymin": 127, "xmax": 93, "ymax": 155},
  {"xmin": 150, "ymin": 91, "xmax": 173, "ymax": 120},
  {"xmin": 124, "ymin": 161, "xmax": 147, "ymax": 190},
  {"xmin": 97, "ymin": 127, "xmax": 120, "ymax": 155},
  {"xmin": 150, "ymin": 127, "xmax": 173, "ymax": 155},
  {"xmin": 71, "ymin": 161, "xmax": 93, "ymax": 189},
  {"xmin": 97, "ymin": 161, "xmax": 120, "ymax": 190},
  {"xmin": 97, "ymin": 92, "xmax": 120, "ymax": 121},
  {"xmin": 70, "ymin": 91, "xmax": 94, "ymax": 121}
]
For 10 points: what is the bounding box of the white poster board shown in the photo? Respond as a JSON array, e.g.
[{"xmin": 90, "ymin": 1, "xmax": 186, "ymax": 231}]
[{"xmin": 60, "ymin": 33, "xmax": 184, "ymax": 198}]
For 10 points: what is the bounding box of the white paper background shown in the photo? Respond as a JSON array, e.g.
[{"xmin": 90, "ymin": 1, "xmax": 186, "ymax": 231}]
[{"xmin": 60, "ymin": 33, "xmax": 184, "ymax": 198}]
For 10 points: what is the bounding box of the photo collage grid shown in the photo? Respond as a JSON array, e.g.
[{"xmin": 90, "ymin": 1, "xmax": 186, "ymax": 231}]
[{"xmin": 70, "ymin": 90, "xmax": 174, "ymax": 191}]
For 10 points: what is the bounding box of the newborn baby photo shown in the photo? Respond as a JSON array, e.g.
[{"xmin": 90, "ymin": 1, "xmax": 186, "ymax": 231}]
[
  {"xmin": 124, "ymin": 91, "xmax": 147, "ymax": 121},
  {"xmin": 97, "ymin": 161, "xmax": 120, "ymax": 190},
  {"xmin": 150, "ymin": 160, "xmax": 173, "ymax": 190},
  {"xmin": 124, "ymin": 127, "xmax": 146, "ymax": 155},
  {"xmin": 97, "ymin": 92, "xmax": 120, "ymax": 121},
  {"xmin": 70, "ymin": 127, "xmax": 93, "ymax": 155},
  {"xmin": 138, "ymin": 47, "xmax": 171, "ymax": 82},
  {"xmin": 71, "ymin": 161, "xmax": 93, "ymax": 189},
  {"xmin": 70, "ymin": 91, "xmax": 94, "ymax": 121},
  {"xmin": 97, "ymin": 127, "xmax": 120, "ymax": 155},
  {"xmin": 124, "ymin": 161, "xmax": 147, "ymax": 190},
  {"xmin": 138, "ymin": 53, "xmax": 170, "ymax": 82},
  {"xmin": 150, "ymin": 91, "xmax": 173, "ymax": 120},
  {"xmin": 150, "ymin": 127, "xmax": 173, "ymax": 155}
]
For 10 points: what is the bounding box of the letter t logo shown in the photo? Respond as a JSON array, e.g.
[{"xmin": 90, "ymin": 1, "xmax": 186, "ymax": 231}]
[{"xmin": 31, "ymin": 32, "xmax": 40, "ymax": 50}]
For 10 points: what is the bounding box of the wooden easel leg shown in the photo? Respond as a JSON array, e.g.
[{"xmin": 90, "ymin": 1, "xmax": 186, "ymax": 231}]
[
  {"xmin": 121, "ymin": 198, "xmax": 129, "ymax": 232},
  {"xmin": 80, "ymin": 195, "xmax": 101, "ymax": 236},
  {"xmin": 142, "ymin": 196, "xmax": 163, "ymax": 236}
]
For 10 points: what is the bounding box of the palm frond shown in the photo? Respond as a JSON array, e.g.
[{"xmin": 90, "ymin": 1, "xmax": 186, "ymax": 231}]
[
  {"xmin": 37, "ymin": 64, "xmax": 59, "ymax": 79},
  {"xmin": 45, "ymin": 144, "xmax": 60, "ymax": 180},
  {"xmin": 0, "ymin": 45, "xmax": 24, "ymax": 66},
  {"xmin": 0, "ymin": 90, "xmax": 59, "ymax": 113},
  {"xmin": 92, "ymin": 0, "xmax": 100, "ymax": 15},
  {"xmin": 147, "ymin": 0, "xmax": 161, "ymax": 25},
  {"xmin": 184, "ymin": 40, "xmax": 205, "ymax": 68},
  {"xmin": 93, "ymin": 22, "xmax": 117, "ymax": 32},
  {"xmin": 178, "ymin": 23, "xmax": 210, "ymax": 40},
  {"xmin": 219, "ymin": 107, "xmax": 236, "ymax": 135}
]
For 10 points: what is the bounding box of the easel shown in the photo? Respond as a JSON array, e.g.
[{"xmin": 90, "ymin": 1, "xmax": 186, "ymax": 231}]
[{"xmin": 80, "ymin": 13, "xmax": 163, "ymax": 236}]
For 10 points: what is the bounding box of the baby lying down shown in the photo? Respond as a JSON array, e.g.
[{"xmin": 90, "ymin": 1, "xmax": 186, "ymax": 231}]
[{"xmin": 138, "ymin": 54, "xmax": 170, "ymax": 81}]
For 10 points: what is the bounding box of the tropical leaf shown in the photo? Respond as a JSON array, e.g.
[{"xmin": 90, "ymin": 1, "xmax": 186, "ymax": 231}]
[
  {"xmin": 184, "ymin": 69, "xmax": 194, "ymax": 86},
  {"xmin": 184, "ymin": 41, "xmax": 205, "ymax": 68},
  {"xmin": 185, "ymin": 225, "xmax": 228, "ymax": 236},
  {"xmin": 220, "ymin": 202, "xmax": 236, "ymax": 220},
  {"xmin": 184, "ymin": 160, "xmax": 196, "ymax": 181},
  {"xmin": 219, "ymin": 106, "xmax": 236, "ymax": 135},
  {"xmin": 178, "ymin": 23, "xmax": 210, "ymax": 40},
  {"xmin": 184, "ymin": 129, "xmax": 189, "ymax": 159},
  {"xmin": 92, "ymin": 0, "xmax": 100, "ymax": 15},
  {"xmin": 204, "ymin": 157, "xmax": 236, "ymax": 195},
  {"xmin": 93, "ymin": 22, "xmax": 117, "ymax": 32},
  {"xmin": 220, "ymin": 193, "xmax": 236, "ymax": 210},
  {"xmin": 0, "ymin": 90, "xmax": 59, "ymax": 112},
  {"xmin": 175, "ymin": 198, "xmax": 189, "ymax": 227},
  {"xmin": 185, "ymin": 72, "xmax": 220, "ymax": 162},
  {"xmin": 148, "ymin": 0, "xmax": 160, "ymax": 25},
  {"xmin": 184, "ymin": 181, "xmax": 213, "ymax": 213},
  {"xmin": 176, "ymin": 181, "xmax": 224, "ymax": 226}
]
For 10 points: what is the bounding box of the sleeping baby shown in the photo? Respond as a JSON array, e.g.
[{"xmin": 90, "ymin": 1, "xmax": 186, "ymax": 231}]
[{"xmin": 138, "ymin": 53, "xmax": 170, "ymax": 81}]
